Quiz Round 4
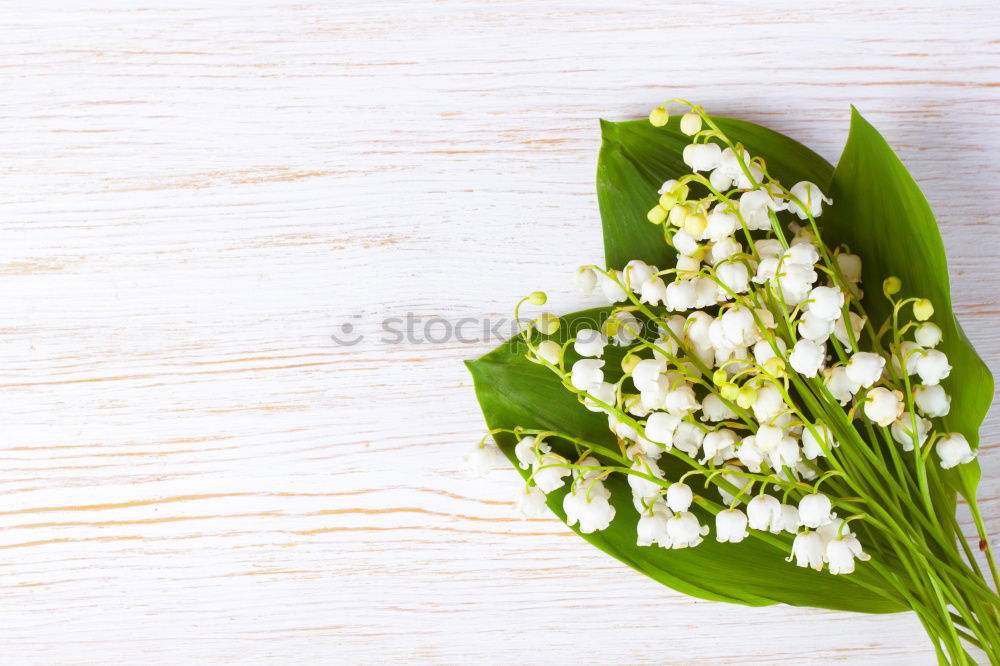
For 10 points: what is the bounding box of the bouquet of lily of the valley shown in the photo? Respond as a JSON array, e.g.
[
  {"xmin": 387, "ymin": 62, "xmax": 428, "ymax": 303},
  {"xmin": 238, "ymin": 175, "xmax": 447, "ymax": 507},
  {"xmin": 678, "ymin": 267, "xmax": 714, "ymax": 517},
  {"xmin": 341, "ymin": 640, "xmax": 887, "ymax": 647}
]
[{"xmin": 466, "ymin": 101, "xmax": 997, "ymax": 664}]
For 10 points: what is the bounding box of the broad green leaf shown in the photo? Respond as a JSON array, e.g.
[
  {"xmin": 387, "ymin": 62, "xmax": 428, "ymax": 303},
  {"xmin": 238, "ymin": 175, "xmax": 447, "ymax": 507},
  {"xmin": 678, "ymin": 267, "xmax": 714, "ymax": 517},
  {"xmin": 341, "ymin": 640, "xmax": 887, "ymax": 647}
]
[
  {"xmin": 598, "ymin": 116, "xmax": 834, "ymax": 270},
  {"xmin": 467, "ymin": 308, "xmax": 905, "ymax": 613},
  {"xmin": 822, "ymin": 109, "xmax": 993, "ymax": 503}
]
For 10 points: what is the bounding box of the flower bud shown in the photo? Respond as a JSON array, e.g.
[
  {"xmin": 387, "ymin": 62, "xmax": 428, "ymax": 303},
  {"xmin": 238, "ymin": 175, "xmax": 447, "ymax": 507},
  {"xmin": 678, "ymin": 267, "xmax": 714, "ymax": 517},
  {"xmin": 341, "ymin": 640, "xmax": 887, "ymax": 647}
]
[
  {"xmin": 535, "ymin": 340, "xmax": 562, "ymax": 365},
  {"xmin": 649, "ymin": 107, "xmax": 669, "ymax": 127},
  {"xmin": 720, "ymin": 382, "xmax": 739, "ymax": 401},
  {"xmin": 683, "ymin": 212, "xmax": 708, "ymax": 237},
  {"xmin": 680, "ymin": 113, "xmax": 702, "ymax": 136},
  {"xmin": 647, "ymin": 205, "xmax": 668, "ymax": 224},
  {"xmin": 668, "ymin": 204, "xmax": 689, "ymax": 227},
  {"xmin": 616, "ymin": 354, "xmax": 639, "ymax": 378},
  {"xmin": 883, "ymin": 276, "xmax": 902, "ymax": 296},
  {"xmin": 527, "ymin": 291, "xmax": 547, "ymax": 306},
  {"xmin": 763, "ymin": 356, "xmax": 786, "ymax": 377},
  {"xmin": 736, "ymin": 385, "xmax": 757, "ymax": 410},
  {"xmin": 913, "ymin": 298, "xmax": 934, "ymax": 321},
  {"xmin": 536, "ymin": 313, "xmax": 560, "ymax": 335}
]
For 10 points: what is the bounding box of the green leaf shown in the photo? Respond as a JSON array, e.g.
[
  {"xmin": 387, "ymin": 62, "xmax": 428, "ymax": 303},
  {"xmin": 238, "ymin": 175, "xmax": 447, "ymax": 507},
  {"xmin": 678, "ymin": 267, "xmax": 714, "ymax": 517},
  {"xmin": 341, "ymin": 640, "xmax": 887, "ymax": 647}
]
[
  {"xmin": 467, "ymin": 308, "xmax": 905, "ymax": 613},
  {"xmin": 597, "ymin": 116, "xmax": 834, "ymax": 270},
  {"xmin": 822, "ymin": 108, "xmax": 994, "ymax": 503}
]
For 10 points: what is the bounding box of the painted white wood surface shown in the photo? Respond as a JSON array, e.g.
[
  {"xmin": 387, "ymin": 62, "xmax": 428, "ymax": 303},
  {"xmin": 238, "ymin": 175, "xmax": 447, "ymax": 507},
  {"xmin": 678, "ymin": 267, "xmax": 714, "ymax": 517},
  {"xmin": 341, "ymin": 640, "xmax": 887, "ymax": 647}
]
[{"xmin": 1, "ymin": 2, "xmax": 998, "ymax": 663}]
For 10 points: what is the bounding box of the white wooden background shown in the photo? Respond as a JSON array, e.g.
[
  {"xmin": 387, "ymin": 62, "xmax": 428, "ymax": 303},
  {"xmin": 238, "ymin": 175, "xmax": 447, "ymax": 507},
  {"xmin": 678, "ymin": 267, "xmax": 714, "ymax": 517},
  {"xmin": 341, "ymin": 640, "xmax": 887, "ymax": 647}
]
[{"xmin": 1, "ymin": 2, "xmax": 998, "ymax": 664}]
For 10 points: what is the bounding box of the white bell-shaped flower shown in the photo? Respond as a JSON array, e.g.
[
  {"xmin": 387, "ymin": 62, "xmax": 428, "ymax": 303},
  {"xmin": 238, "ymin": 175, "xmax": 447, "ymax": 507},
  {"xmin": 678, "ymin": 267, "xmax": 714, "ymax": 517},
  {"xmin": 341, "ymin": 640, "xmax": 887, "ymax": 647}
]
[
  {"xmin": 739, "ymin": 189, "xmax": 785, "ymax": 231},
  {"xmin": 666, "ymin": 482, "xmax": 694, "ymax": 513},
  {"xmin": 776, "ymin": 264, "xmax": 818, "ymax": 306},
  {"xmin": 767, "ymin": 436, "xmax": 802, "ymax": 471},
  {"xmin": 773, "ymin": 504, "xmax": 802, "ymax": 534},
  {"xmin": 533, "ymin": 453, "xmax": 571, "ymax": 493},
  {"xmin": 704, "ymin": 207, "xmax": 739, "ymax": 242},
  {"xmin": 575, "ymin": 267, "xmax": 598, "ymax": 294},
  {"xmin": 644, "ymin": 411, "xmax": 681, "ymax": 447},
  {"xmin": 914, "ymin": 384, "xmax": 951, "ymax": 418},
  {"xmin": 914, "ymin": 322, "xmax": 943, "ymax": 348},
  {"xmin": 788, "ymin": 181, "xmax": 832, "ymax": 219},
  {"xmin": 915, "ymin": 349, "xmax": 951, "ymax": 386},
  {"xmin": 693, "ymin": 276, "xmax": 721, "ymax": 309},
  {"xmin": 609, "ymin": 414, "xmax": 639, "ymax": 443},
  {"xmin": 624, "ymin": 259, "xmax": 657, "ymax": 291},
  {"xmin": 682, "ymin": 142, "xmax": 723, "ymax": 172},
  {"xmin": 628, "ymin": 455, "xmax": 665, "ymax": 504},
  {"xmin": 806, "ymin": 286, "xmax": 845, "ymax": 320},
  {"xmin": 755, "ymin": 238, "xmax": 783, "ymax": 259},
  {"xmin": 747, "ymin": 494, "xmax": 782, "ymax": 531},
  {"xmin": 636, "ymin": 499, "xmax": 671, "ymax": 547},
  {"xmin": 535, "ymin": 340, "xmax": 561, "ymax": 366},
  {"xmin": 798, "ymin": 493, "xmax": 834, "ymax": 528},
  {"xmin": 597, "ymin": 270, "xmax": 628, "ymax": 303},
  {"xmin": 700, "ymin": 394, "xmax": 737, "ymax": 422},
  {"xmin": 720, "ymin": 306, "xmax": 758, "ymax": 348},
  {"xmin": 825, "ymin": 534, "xmax": 870, "ymax": 575},
  {"xmin": 666, "ymin": 511, "xmax": 709, "ymax": 548},
  {"xmin": 755, "ymin": 424, "xmax": 784, "ymax": 453},
  {"xmin": 466, "ymin": 440, "xmax": 507, "ymax": 475},
  {"xmin": 564, "ymin": 481, "xmax": 615, "ymax": 533},
  {"xmin": 833, "ymin": 312, "xmax": 866, "ymax": 348},
  {"xmin": 937, "ymin": 433, "xmax": 975, "ymax": 469},
  {"xmin": 672, "ymin": 422, "xmax": 706, "ymax": 457},
  {"xmin": 672, "ymin": 229, "xmax": 700, "ymax": 256},
  {"xmin": 797, "ymin": 311, "xmax": 836, "ymax": 343},
  {"xmin": 890, "ymin": 412, "xmax": 932, "ymax": 452},
  {"xmin": 664, "ymin": 385, "xmax": 701, "ymax": 416},
  {"xmin": 677, "ymin": 254, "xmax": 701, "ymax": 279},
  {"xmin": 708, "ymin": 236, "xmax": 742, "ymax": 265},
  {"xmin": 716, "ymin": 261, "xmax": 750, "ymax": 295},
  {"xmin": 701, "ymin": 428, "xmax": 738, "ymax": 464},
  {"xmin": 685, "ymin": 310, "xmax": 713, "ymax": 342},
  {"xmin": 836, "ymin": 253, "xmax": 862, "ymax": 283},
  {"xmin": 802, "ymin": 424, "xmax": 833, "ymax": 460},
  {"xmin": 782, "ymin": 242, "xmax": 820, "ymax": 267},
  {"xmin": 515, "ymin": 485, "xmax": 550, "ymax": 519},
  {"xmin": 631, "ymin": 358, "xmax": 666, "ymax": 393},
  {"xmin": 665, "ymin": 280, "xmax": 697, "ymax": 312},
  {"xmin": 790, "ymin": 531, "xmax": 825, "ymax": 570},
  {"xmin": 715, "ymin": 508, "xmax": 749, "ymax": 543},
  {"xmin": 846, "ymin": 352, "xmax": 886, "ymax": 388},
  {"xmin": 864, "ymin": 387, "xmax": 904, "ymax": 427},
  {"xmin": 583, "ymin": 381, "xmax": 617, "ymax": 413},
  {"xmin": 751, "ymin": 382, "xmax": 785, "ymax": 423},
  {"xmin": 574, "ymin": 328, "xmax": 608, "ymax": 358},
  {"xmin": 570, "ymin": 359, "xmax": 604, "ymax": 391},
  {"xmin": 606, "ymin": 311, "xmax": 640, "ymax": 346},
  {"xmin": 752, "ymin": 338, "xmax": 786, "ymax": 365},
  {"xmin": 891, "ymin": 341, "xmax": 923, "ymax": 376},
  {"xmin": 825, "ymin": 366, "xmax": 861, "ymax": 405},
  {"xmin": 639, "ymin": 276, "xmax": 668, "ymax": 306},
  {"xmin": 515, "ymin": 436, "xmax": 549, "ymax": 470},
  {"xmin": 789, "ymin": 338, "xmax": 826, "ymax": 378},
  {"xmin": 718, "ymin": 464, "xmax": 752, "ymax": 504},
  {"xmin": 737, "ymin": 436, "xmax": 764, "ymax": 473},
  {"xmin": 753, "ymin": 256, "xmax": 779, "ymax": 284}
]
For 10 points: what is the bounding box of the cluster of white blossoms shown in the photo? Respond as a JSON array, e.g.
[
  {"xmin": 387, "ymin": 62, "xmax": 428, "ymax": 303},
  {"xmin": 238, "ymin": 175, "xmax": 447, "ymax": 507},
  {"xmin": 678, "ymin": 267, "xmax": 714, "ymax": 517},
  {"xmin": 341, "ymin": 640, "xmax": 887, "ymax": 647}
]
[{"xmin": 471, "ymin": 103, "xmax": 976, "ymax": 577}]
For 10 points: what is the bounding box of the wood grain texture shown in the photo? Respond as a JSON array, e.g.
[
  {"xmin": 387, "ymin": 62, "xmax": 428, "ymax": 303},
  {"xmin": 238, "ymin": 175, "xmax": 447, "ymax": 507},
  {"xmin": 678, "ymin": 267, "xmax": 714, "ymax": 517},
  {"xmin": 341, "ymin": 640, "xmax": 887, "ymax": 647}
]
[{"xmin": 1, "ymin": 1, "xmax": 998, "ymax": 663}]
